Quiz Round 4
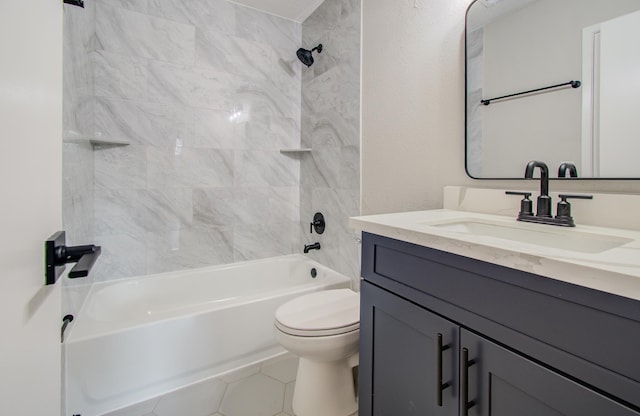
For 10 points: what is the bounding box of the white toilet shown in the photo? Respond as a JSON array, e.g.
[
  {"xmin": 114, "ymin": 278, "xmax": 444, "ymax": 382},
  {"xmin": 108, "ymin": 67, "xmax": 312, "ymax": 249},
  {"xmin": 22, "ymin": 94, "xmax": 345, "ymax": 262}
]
[{"xmin": 274, "ymin": 288, "xmax": 360, "ymax": 416}]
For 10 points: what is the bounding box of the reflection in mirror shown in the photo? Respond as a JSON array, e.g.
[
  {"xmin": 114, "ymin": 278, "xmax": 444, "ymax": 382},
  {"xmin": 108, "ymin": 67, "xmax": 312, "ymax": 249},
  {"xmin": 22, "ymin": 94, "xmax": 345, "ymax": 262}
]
[{"xmin": 465, "ymin": 0, "xmax": 640, "ymax": 179}]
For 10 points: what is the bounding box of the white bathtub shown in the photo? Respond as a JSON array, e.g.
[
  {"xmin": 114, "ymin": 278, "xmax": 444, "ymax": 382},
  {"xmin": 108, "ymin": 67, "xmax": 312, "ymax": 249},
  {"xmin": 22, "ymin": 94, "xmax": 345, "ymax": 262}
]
[{"xmin": 64, "ymin": 255, "xmax": 352, "ymax": 416}]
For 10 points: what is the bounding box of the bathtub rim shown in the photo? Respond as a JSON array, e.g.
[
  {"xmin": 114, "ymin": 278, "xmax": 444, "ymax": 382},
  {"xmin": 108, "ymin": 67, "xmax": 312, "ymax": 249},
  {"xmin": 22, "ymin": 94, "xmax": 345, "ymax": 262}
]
[{"xmin": 65, "ymin": 254, "xmax": 354, "ymax": 343}]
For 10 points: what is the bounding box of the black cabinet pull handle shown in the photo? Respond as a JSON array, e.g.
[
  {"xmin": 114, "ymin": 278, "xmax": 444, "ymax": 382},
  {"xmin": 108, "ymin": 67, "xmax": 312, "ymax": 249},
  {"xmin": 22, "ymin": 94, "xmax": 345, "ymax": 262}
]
[
  {"xmin": 461, "ymin": 347, "xmax": 477, "ymax": 416},
  {"xmin": 436, "ymin": 333, "xmax": 451, "ymax": 407}
]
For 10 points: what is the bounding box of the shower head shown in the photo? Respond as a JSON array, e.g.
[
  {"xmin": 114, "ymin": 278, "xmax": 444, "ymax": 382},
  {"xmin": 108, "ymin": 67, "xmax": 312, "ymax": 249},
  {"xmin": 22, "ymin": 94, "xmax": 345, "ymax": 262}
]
[{"xmin": 296, "ymin": 44, "xmax": 323, "ymax": 67}]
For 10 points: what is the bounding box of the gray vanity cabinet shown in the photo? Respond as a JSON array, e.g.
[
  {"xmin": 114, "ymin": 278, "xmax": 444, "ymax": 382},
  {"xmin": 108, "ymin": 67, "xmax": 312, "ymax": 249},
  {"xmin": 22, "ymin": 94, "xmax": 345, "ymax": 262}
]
[
  {"xmin": 360, "ymin": 281, "xmax": 458, "ymax": 416},
  {"xmin": 359, "ymin": 232, "xmax": 640, "ymax": 416},
  {"xmin": 462, "ymin": 330, "xmax": 639, "ymax": 416}
]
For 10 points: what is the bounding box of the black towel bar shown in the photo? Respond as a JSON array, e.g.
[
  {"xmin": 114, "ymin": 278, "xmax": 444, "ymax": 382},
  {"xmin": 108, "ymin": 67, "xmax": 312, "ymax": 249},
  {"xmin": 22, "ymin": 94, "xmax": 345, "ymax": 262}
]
[{"xmin": 481, "ymin": 80, "xmax": 581, "ymax": 105}]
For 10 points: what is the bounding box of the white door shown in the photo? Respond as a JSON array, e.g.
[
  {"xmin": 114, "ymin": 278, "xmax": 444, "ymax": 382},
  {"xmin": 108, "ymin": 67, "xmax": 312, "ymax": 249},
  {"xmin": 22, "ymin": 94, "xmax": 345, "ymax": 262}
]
[
  {"xmin": 598, "ymin": 9, "xmax": 640, "ymax": 177},
  {"xmin": 0, "ymin": 0, "xmax": 63, "ymax": 415},
  {"xmin": 583, "ymin": 9, "xmax": 640, "ymax": 177}
]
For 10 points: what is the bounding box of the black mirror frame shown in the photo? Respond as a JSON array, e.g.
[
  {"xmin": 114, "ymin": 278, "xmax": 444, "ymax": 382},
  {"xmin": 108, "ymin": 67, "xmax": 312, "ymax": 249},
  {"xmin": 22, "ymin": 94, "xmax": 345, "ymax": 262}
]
[{"xmin": 463, "ymin": 0, "xmax": 638, "ymax": 181}]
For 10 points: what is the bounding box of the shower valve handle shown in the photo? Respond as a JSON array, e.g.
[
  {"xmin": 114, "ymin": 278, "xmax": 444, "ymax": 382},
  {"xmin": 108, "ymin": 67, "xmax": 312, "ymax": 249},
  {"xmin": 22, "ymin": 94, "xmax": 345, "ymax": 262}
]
[{"xmin": 310, "ymin": 212, "xmax": 325, "ymax": 234}]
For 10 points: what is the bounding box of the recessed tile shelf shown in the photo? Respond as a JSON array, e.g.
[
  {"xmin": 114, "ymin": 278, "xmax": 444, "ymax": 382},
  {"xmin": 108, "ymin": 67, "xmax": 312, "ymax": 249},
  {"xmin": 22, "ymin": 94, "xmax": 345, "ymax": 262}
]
[
  {"xmin": 89, "ymin": 138, "xmax": 130, "ymax": 146},
  {"xmin": 64, "ymin": 137, "xmax": 130, "ymax": 147},
  {"xmin": 279, "ymin": 148, "xmax": 312, "ymax": 154}
]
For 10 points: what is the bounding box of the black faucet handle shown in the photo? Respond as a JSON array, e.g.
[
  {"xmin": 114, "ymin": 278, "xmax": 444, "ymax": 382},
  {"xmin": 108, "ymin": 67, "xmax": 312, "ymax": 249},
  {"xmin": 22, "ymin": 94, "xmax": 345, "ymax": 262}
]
[
  {"xmin": 505, "ymin": 191, "xmax": 534, "ymax": 216},
  {"xmin": 556, "ymin": 194, "xmax": 593, "ymax": 224},
  {"xmin": 558, "ymin": 194, "xmax": 593, "ymax": 201},
  {"xmin": 505, "ymin": 191, "xmax": 532, "ymax": 197}
]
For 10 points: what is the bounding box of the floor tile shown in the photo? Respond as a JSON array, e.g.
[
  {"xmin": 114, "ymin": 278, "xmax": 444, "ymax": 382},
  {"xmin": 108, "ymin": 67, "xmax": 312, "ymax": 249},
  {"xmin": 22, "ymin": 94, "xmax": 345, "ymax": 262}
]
[
  {"xmin": 219, "ymin": 373, "xmax": 285, "ymax": 416},
  {"xmin": 154, "ymin": 378, "xmax": 227, "ymax": 416},
  {"xmin": 261, "ymin": 354, "xmax": 299, "ymax": 383},
  {"xmin": 283, "ymin": 381, "xmax": 295, "ymax": 415},
  {"xmin": 103, "ymin": 397, "xmax": 159, "ymax": 416}
]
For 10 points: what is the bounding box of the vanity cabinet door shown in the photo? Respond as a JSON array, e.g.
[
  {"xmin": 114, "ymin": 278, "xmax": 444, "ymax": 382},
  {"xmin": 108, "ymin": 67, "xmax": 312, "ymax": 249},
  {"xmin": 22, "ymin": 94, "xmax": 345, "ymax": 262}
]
[
  {"xmin": 461, "ymin": 330, "xmax": 640, "ymax": 416},
  {"xmin": 360, "ymin": 281, "xmax": 459, "ymax": 416}
]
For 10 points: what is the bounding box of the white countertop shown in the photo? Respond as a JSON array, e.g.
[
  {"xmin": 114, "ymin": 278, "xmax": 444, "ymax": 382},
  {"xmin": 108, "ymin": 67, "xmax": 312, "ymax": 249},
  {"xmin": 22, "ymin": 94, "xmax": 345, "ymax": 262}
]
[{"xmin": 350, "ymin": 209, "xmax": 640, "ymax": 302}]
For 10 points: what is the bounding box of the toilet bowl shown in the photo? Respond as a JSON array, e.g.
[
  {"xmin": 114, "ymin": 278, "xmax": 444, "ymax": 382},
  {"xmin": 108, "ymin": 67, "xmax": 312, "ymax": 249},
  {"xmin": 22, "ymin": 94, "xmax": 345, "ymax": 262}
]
[{"xmin": 274, "ymin": 288, "xmax": 360, "ymax": 416}]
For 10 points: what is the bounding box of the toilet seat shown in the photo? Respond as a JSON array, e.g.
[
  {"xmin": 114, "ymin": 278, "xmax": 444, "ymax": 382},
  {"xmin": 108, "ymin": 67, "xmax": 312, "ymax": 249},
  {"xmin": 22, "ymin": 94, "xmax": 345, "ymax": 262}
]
[{"xmin": 275, "ymin": 289, "xmax": 360, "ymax": 337}]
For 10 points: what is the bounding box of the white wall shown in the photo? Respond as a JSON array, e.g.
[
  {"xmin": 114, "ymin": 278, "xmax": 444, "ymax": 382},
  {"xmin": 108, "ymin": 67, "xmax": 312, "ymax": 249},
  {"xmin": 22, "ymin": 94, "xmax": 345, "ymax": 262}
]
[
  {"xmin": 0, "ymin": 0, "xmax": 62, "ymax": 414},
  {"xmin": 361, "ymin": 0, "xmax": 473, "ymax": 214},
  {"xmin": 361, "ymin": 0, "xmax": 640, "ymax": 216},
  {"xmin": 598, "ymin": 10, "xmax": 640, "ymax": 177}
]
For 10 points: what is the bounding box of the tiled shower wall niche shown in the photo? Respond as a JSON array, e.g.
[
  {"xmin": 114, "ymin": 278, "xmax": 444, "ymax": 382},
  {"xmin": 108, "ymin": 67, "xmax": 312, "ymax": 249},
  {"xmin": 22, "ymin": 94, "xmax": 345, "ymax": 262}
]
[{"xmin": 89, "ymin": 0, "xmax": 302, "ymax": 280}]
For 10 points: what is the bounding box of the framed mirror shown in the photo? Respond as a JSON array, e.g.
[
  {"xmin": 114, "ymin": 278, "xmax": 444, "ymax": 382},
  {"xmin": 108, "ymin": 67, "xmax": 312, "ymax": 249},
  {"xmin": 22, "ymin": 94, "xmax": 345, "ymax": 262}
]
[{"xmin": 465, "ymin": 0, "xmax": 640, "ymax": 179}]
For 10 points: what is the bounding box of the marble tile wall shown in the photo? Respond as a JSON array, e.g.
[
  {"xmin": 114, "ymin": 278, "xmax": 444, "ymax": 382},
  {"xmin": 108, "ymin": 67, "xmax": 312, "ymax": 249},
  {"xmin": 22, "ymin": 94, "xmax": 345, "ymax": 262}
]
[
  {"xmin": 62, "ymin": 0, "xmax": 97, "ymax": 316},
  {"xmin": 63, "ymin": 0, "xmax": 362, "ymax": 287},
  {"xmin": 63, "ymin": 0, "xmax": 95, "ymax": 246},
  {"xmin": 88, "ymin": 0, "xmax": 302, "ymax": 280},
  {"xmin": 300, "ymin": 0, "xmax": 361, "ymax": 282}
]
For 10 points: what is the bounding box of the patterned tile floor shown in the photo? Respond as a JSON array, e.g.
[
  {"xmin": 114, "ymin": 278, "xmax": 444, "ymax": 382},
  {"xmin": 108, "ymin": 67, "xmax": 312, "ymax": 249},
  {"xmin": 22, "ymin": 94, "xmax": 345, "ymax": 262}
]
[{"xmin": 104, "ymin": 353, "xmax": 298, "ymax": 416}]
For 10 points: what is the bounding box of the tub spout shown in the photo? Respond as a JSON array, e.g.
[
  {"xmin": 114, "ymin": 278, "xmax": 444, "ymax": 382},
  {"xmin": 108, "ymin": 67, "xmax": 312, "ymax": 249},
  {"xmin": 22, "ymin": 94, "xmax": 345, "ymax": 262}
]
[{"xmin": 304, "ymin": 242, "xmax": 321, "ymax": 253}]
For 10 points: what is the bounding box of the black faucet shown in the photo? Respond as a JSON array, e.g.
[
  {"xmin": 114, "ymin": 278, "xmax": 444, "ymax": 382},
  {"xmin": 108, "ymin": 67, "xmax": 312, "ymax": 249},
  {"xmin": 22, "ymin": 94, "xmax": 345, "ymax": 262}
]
[
  {"xmin": 524, "ymin": 160, "xmax": 551, "ymax": 217},
  {"xmin": 304, "ymin": 242, "xmax": 321, "ymax": 253},
  {"xmin": 507, "ymin": 160, "xmax": 592, "ymax": 227},
  {"xmin": 558, "ymin": 162, "xmax": 578, "ymax": 178}
]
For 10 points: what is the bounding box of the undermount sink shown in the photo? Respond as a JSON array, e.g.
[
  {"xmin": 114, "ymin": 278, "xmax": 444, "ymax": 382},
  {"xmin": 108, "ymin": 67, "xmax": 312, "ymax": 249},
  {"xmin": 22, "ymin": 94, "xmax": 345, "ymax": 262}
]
[{"xmin": 425, "ymin": 219, "xmax": 632, "ymax": 254}]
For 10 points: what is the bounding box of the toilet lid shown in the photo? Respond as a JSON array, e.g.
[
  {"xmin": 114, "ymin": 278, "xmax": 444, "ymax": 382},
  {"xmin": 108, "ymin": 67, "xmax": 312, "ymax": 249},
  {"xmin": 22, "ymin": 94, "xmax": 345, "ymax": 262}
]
[{"xmin": 275, "ymin": 289, "xmax": 360, "ymax": 337}]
